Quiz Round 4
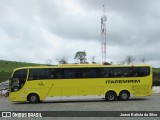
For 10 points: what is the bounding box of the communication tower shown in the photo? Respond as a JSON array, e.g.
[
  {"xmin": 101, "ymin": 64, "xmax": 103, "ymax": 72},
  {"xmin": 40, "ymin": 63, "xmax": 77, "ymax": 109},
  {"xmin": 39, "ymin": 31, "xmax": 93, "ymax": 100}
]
[{"xmin": 101, "ymin": 5, "xmax": 107, "ymax": 63}]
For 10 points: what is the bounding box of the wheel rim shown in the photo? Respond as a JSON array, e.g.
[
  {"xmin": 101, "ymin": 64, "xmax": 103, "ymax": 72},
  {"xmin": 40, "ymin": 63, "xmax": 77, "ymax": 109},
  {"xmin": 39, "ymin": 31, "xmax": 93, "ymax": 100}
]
[
  {"xmin": 122, "ymin": 93, "xmax": 128, "ymax": 99},
  {"xmin": 108, "ymin": 93, "xmax": 115, "ymax": 100},
  {"xmin": 31, "ymin": 96, "xmax": 36, "ymax": 102}
]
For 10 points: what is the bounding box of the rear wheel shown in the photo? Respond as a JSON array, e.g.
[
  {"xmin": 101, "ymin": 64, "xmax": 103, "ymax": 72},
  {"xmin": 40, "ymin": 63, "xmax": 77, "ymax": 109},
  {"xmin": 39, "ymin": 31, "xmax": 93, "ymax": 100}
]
[
  {"xmin": 28, "ymin": 93, "xmax": 40, "ymax": 103},
  {"xmin": 105, "ymin": 91, "xmax": 117, "ymax": 101},
  {"xmin": 119, "ymin": 91, "xmax": 130, "ymax": 101}
]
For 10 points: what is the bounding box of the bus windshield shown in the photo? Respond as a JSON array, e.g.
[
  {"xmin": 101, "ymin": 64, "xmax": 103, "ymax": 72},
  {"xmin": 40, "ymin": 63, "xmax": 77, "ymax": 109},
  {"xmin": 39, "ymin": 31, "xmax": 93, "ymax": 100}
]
[{"xmin": 10, "ymin": 69, "xmax": 27, "ymax": 92}]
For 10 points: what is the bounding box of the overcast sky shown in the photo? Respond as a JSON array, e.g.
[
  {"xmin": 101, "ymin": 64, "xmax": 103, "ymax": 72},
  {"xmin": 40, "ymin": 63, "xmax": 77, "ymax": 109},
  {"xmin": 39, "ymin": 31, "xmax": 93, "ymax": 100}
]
[{"xmin": 1, "ymin": 0, "xmax": 160, "ymax": 67}]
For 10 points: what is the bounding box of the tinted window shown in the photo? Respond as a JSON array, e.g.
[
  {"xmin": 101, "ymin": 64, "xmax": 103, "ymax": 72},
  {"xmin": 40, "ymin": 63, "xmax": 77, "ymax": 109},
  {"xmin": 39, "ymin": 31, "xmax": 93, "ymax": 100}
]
[
  {"xmin": 28, "ymin": 69, "xmax": 45, "ymax": 80},
  {"xmin": 28, "ymin": 68, "xmax": 64, "ymax": 80},
  {"xmin": 80, "ymin": 68, "xmax": 96, "ymax": 78},
  {"xmin": 45, "ymin": 69, "xmax": 63, "ymax": 79},
  {"xmin": 63, "ymin": 68, "xmax": 96, "ymax": 78},
  {"xmin": 64, "ymin": 69, "xmax": 77, "ymax": 78},
  {"xmin": 27, "ymin": 66, "xmax": 150, "ymax": 80},
  {"xmin": 45, "ymin": 69, "xmax": 54, "ymax": 79},
  {"xmin": 97, "ymin": 67, "xmax": 150, "ymax": 78},
  {"xmin": 97, "ymin": 68, "xmax": 114, "ymax": 78},
  {"xmin": 13, "ymin": 69, "xmax": 27, "ymax": 81},
  {"xmin": 130, "ymin": 67, "xmax": 150, "ymax": 77},
  {"xmin": 54, "ymin": 69, "xmax": 63, "ymax": 79},
  {"xmin": 114, "ymin": 67, "xmax": 130, "ymax": 77}
]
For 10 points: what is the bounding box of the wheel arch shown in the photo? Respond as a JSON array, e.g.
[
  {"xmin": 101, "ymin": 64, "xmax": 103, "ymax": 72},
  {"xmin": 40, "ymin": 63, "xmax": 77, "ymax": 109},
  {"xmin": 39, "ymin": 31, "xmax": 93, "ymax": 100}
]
[{"xmin": 105, "ymin": 90, "xmax": 117, "ymax": 95}]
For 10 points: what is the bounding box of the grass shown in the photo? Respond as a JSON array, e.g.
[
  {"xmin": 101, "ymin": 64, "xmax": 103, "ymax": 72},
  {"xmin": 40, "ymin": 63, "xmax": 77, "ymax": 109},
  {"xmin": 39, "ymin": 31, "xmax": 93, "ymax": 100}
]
[
  {"xmin": 0, "ymin": 60, "xmax": 42, "ymax": 82},
  {"xmin": 153, "ymin": 68, "xmax": 160, "ymax": 72}
]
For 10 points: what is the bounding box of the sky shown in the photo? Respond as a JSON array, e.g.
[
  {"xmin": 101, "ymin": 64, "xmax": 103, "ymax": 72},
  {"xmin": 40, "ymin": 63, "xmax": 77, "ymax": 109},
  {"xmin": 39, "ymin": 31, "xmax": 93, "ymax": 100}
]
[{"xmin": 0, "ymin": 0, "xmax": 160, "ymax": 67}]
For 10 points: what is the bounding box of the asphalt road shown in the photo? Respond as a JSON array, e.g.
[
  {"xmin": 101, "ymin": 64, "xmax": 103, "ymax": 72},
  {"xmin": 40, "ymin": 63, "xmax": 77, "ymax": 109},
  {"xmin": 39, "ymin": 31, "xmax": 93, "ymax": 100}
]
[{"xmin": 0, "ymin": 94, "xmax": 160, "ymax": 120}]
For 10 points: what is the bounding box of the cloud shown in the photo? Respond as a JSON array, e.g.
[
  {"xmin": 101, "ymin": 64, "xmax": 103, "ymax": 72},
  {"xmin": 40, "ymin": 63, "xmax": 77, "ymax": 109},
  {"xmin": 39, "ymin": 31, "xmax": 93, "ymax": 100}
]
[
  {"xmin": 0, "ymin": 0, "xmax": 160, "ymax": 67},
  {"xmin": 38, "ymin": 0, "xmax": 100, "ymax": 41}
]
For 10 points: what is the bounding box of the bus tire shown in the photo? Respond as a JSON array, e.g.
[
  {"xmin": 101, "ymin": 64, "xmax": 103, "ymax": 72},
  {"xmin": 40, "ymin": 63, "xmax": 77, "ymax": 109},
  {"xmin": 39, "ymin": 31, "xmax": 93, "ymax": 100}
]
[
  {"xmin": 105, "ymin": 91, "xmax": 117, "ymax": 101},
  {"xmin": 28, "ymin": 93, "xmax": 40, "ymax": 103},
  {"xmin": 119, "ymin": 90, "xmax": 130, "ymax": 101}
]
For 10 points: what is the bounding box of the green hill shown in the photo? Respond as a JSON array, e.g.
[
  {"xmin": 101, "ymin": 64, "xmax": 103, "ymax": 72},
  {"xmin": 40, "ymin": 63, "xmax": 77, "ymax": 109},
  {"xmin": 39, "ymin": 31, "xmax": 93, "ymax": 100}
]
[{"xmin": 0, "ymin": 60, "xmax": 42, "ymax": 82}]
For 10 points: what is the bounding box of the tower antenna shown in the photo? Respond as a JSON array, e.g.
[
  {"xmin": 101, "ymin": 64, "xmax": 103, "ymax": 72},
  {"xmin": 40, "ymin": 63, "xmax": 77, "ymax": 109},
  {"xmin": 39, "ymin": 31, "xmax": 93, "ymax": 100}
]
[{"xmin": 101, "ymin": 5, "xmax": 107, "ymax": 64}]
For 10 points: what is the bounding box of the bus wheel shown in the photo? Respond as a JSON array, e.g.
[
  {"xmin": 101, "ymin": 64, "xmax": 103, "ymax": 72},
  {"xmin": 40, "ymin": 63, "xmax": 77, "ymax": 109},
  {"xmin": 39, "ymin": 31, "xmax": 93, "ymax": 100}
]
[
  {"xmin": 105, "ymin": 91, "xmax": 117, "ymax": 101},
  {"xmin": 119, "ymin": 90, "xmax": 130, "ymax": 101},
  {"xmin": 28, "ymin": 93, "xmax": 40, "ymax": 103}
]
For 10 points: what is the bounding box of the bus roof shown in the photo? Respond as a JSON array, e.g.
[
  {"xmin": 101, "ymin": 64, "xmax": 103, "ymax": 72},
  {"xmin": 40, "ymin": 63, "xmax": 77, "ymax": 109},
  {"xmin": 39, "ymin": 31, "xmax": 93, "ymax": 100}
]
[{"xmin": 13, "ymin": 64, "xmax": 152, "ymax": 71}]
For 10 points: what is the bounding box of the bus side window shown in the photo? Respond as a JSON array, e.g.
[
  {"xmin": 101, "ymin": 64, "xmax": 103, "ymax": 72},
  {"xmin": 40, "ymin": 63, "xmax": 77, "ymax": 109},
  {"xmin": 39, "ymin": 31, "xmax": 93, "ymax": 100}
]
[
  {"xmin": 133, "ymin": 73, "xmax": 138, "ymax": 77},
  {"xmin": 136, "ymin": 67, "xmax": 150, "ymax": 77},
  {"xmin": 45, "ymin": 69, "xmax": 55, "ymax": 79},
  {"xmin": 78, "ymin": 68, "xmax": 96, "ymax": 78},
  {"xmin": 129, "ymin": 67, "xmax": 137, "ymax": 77},
  {"xmin": 55, "ymin": 69, "xmax": 63, "ymax": 79},
  {"xmin": 28, "ymin": 69, "xmax": 45, "ymax": 80},
  {"xmin": 33, "ymin": 75, "xmax": 38, "ymax": 80},
  {"xmin": 63, "ymin": 69, "xmax": 76, "ymax": 79},
  {"xmin": 98, "ymin": 68, "xmax": 113, "ymax": 78},
  {"xmin": 80, "ymin": 69, "xmax": 86, "ymax": 78}
]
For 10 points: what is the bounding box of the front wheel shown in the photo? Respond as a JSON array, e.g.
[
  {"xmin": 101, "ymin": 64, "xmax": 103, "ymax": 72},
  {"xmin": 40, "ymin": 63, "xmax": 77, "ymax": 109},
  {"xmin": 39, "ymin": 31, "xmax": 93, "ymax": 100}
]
[
  {"xmin": 105, "ymin": 91, "xmax": 117, "ymax": 101},
  {"xmin": 28, "ymin": 94, "xmax": 40, "ymax": 103}
]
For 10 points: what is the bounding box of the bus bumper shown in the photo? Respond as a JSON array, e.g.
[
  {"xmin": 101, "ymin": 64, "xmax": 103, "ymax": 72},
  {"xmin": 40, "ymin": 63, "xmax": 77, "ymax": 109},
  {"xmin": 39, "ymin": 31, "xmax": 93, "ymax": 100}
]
[{"xmin": 9, "ymin": 92, "xmax": 26, "ymax": 102}]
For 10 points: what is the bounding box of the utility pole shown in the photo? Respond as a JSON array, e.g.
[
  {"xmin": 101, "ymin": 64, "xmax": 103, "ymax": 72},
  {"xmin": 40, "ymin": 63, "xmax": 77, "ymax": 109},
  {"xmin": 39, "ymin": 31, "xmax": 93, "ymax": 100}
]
[{"xmin": 101, "ymin": 5, "xmax": 107, "ymax": 64}]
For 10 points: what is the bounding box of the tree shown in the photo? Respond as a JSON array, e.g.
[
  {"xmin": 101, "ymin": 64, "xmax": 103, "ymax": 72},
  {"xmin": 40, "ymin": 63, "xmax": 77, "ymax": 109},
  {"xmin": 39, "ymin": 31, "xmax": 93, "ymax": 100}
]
[
  {"xmin": 59, "ymin": 57, "xmax": 68, "ymax": 64},
  {"xmin": 125, "ymin": 56, "xmax": 135, "ymax": 64},
  {"xmin": 74, "ymin": 51, "xmax": 87, "ymax": 64}
]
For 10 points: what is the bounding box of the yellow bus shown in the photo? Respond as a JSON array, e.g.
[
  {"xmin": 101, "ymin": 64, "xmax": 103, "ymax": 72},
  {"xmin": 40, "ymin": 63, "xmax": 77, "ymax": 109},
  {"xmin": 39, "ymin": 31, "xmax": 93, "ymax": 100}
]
[{"xmin": 9, "ymin": 64, "xmax": 152, "ymax": 103}]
